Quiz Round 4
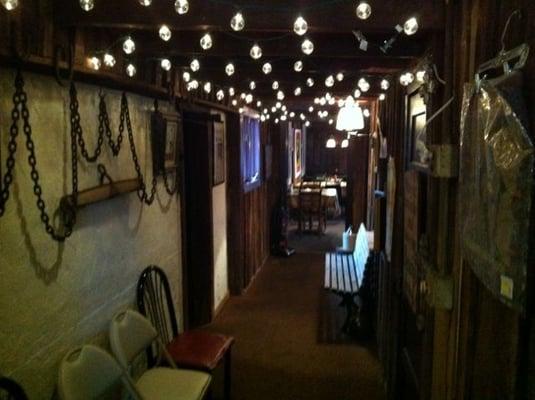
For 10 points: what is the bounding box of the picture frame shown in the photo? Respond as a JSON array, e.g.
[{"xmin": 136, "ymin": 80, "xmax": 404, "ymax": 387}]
[
  {"xmin": 294, "ymin": 128, "xmax": 302, "ymax": 179},
  {"xmin": 409, "ymin": 111, "xmax": 429, "ymax": 170},
  {"xmin": 213, "ymin": 121, "xmax": 226, "ymax": 186},
  {"xmin": 151, "ymin": 110, "xmax": 180, "ymax": 176}
]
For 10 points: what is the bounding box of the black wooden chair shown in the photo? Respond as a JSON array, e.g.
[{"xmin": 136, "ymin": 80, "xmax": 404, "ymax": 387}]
[
  {"xmin": 0, "ymin": 377, "xmax": 28, "ymax": 400},
  {"xmin": 298, "ymin": 184, "xmax": 326, "ymax": 234},
  {"xmin": 137, "ymin": 265, "xmax": 234, "ymax": 400}
]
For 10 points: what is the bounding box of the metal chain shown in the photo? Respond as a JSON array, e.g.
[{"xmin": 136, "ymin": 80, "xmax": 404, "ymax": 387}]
[
  {"xmin": 122, "ymin": 93, "xmax": 158, "ymax": 205},
  {"xmin": 19, "ymin": 70, "xmax": 78, "ymax": 241},
  {"xmin": 162, "ymin": 168, "xmax": 179, "ymax": 195},
  {"xmin": 103, "ymin": 94, "xmax": 123, "ymax": 156},
  {"xmin": 69, "ymin": 82, "xmax": 104, "ymax": 163}
]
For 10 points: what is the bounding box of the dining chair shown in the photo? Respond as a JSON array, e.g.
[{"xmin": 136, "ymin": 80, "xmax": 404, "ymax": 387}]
[
  {"xmin": 137, "ymin": 266, "xmax": 234, "ymax": 400},
  {"xmin": 298, "ymin": 185, "xmax": 326, "ymax": 234},
  {"xmin": 109, "ymin": 309, "xmax": 211, "ymax": 400},
  {"xmin": 0, "ymin": 377, "xmax": 28, "ymax": 400},
  {"xmin": 58, "ymin": 344, "xmax": 140, "ymax": 400}
]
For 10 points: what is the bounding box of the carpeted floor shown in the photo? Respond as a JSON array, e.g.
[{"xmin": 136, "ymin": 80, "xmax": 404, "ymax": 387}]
[{"xmin": 205, "ymin": 251, "xmax": 386, "ymax": 400}]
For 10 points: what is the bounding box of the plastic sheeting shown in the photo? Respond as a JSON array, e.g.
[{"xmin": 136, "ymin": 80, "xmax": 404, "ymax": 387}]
[{"xmin": 460, "ymin": 71, "xmax": 534, "ymax": 312}]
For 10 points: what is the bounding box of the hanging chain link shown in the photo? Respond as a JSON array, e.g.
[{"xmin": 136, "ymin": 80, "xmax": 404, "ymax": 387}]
[
  {"xmin": 122, "ymin": 93, "xmax": 158, "ymax": 205},
  {"xmin": 103, "ymin": 93, "xmax": 123, "ymax": 156}
]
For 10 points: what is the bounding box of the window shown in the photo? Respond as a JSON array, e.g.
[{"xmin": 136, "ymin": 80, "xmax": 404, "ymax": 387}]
[{"xmin": 241, "ymin": 115, "xmax": 261, "ymax": 191}]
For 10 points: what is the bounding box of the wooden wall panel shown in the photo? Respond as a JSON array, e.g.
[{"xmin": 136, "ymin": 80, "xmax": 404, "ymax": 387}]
[{"xmin": 305, "ymin": 122, "xmax": 349, "ymax": 176}]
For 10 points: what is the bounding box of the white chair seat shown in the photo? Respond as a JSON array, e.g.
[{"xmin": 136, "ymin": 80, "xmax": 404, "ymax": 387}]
[{"xmin": 136, "ymin": 368, "xmax": 211, "ymax": 400}]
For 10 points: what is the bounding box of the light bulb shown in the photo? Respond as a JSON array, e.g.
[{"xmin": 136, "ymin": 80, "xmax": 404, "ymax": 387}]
[
  {"xmin": 363, "ymin": 108, "xmax": 370, "ymax": 117},
  {"xmin": 187, "ymin": 80, "xmax": 199, "ymax": 91},
  {"xmin": 294, "ymin": 60, "xmax": 303, "ymax": 72},
  {"xmin": 416, "ymin": 70, "xmax": 427, "ymax": 83},
  {"xmin": 190, "ymin": 59, "xmax": 200, "ymax": 71},
  {"xmin": 275, "ymin": 118, "xmax": 279, "ymax": 124},
  {"xmin": 293, "ymin": 16, "xmax": 308, "ymax": 36},
  {"xmin": 319, "ymin": 98, "xmax": 326, "ymax": 106},
  {"xmin": 294, "ymin": 87, "xmax": 302, "ymax": 96},
  {"xmin": 245, "ymin": 94, "xmax": 253, "ymax": 104},
  {"xmin": 341, "ymin": 139, "xmax": 349, "ymax": 148},
  {"xmin": 272, "ymin": 106, "xmax": 277, "ymax": 113},
  {"xmin": 356, "ymin": 2, "xmax": 371, "ymax": 20},
  {"xmin": 358, "ymin": 78, "xmax": 370, "ymax": 92},
  {"xmin": 325, "ymin": 75, "xmax": 335, "ymax": 87},
  {"xmin": 88, "ymin": 56, "xmax": 101, "ymax": 70},
  {"xmin": 123, "ymin": 37, "xmax": 135, "ymax": 54},
  {"xmin": 314, "ymin": 97, "xmax": 320, "ymax": 104},
  {"xmin": 204, "ymin": 82, "xmax": 212, "ymax": 93},
  {"xmin": 79, "ymin": 0, "xmax": 93, "ymax": 12},
  {"xmin": 325, "ymin": 92, "xmax": 332, "ymax": 101},
  {"xmin": 290, "ymin": 112, "xmax": 295, "ymax": 118},
  {"xmin": 404, "ymin": 17, "xmax": 419, "ymax": 35},
  {"xmin": 261, "ymin": 115, "xmax": 266, "ymax": 122},
  {"xmin": 275, "ymin": 102, "xmax": 281, "ymax": 109},
  {"xmin": 231, "ymin": 12, "xmax": 245, "ymax": 31},
  {"xmin": 174, "ymin": 0, "xmax": 189, "ymax": 14},
  {"xmin": 336, "ymin": 72, "xmax": 344, "ymax": 81},
  {"xmin": 139, "ymin": 0, "xmax": 151, "ymax": 6},
  {"xmin": 239, "ymin": 108, "xmax": 244, "ymax": 114},
  {"xmin": 161, "ymin": 58, "xmax": 172, "ymax": 71},
  {"xmin": 257, "ymin": 101, "xmax": 263, "ymax": 107},
  {"xmin": 225, "ymin": 63, "xmax": 235, "ymax": 76},
  {"xmin": 301, "ymin": 39, "xmax": 314, "ymax": 55},
  {"xmin": 159, "ymin": 25, "xmax": 172, "ymax": 41},
  {"xmin": 216, "ymin": 90, "xmax": 225, "ymax": 101},
  {"xmin": 277, "ymin": 90, "xmax": 285, "ymax": 101},
  {"xmin": 240, "ymin": 93, "xmax": 246, "ymax": 99},
  {"xmin": 328, "ymin": 119, "xmax": 333, "ymax": 125},
  {"xmin": 308, "ymin": 106, "xmax": 314, "ymax": 113},
  {"xmin": 103, "ymin": 53, "xmax": 116, "ymax": 67},
  {"xmin": 306, "ymin": 78, "xmax": 315, "ymax": 87},
  {"xmin": 282, "ymin": 105, "xmax": 287, "ymax": 111},
  {"xmin": 281, "ymin": 115, "xmax": 287, "ymax": 121},
  {"xmin": 379, "ymin": 93, "xmax": 386, "ymax": 101},
  {"xmin": 262, "ymin": 62, "xmax": 272, "ymax": 74},
  {"xmin": 272, "ymin": 81, "xmax": 279, "ymax": 90},
  {"xmin": 400, "ymin": 72, "xmax": 414, "ymax": 86},
  {"xmin": 354, "ymin": 89, "xmax": 361, "ymax": 98},
  {"xmin": 182, "ymin": 71, "xmax": 191, "ymax": 82},
  {"xmin": 380, "ymin": 79, "xmax": 390, "ymax": 90},
  {"xmin": 305, "ymin": 121, "xmax": 310, "ymax": 127},
  {"xmin": 328, "ymin": 97, "xmax": 335, "ymax": 105},
  {"xmin": 229, "ymin": 87, "xmax": 235, "ymax": 96},
  {"xmin": 232, "ymin": 99, "xmax": 238, "ymax": 106},
  {"xmin": 249, "ymin": 81, "xmax": 256, "ymax": 90},
  {"xmin": 250, "ymin": 44, "xmax": 262, "ymax": 60},
  {"xmin": 200, "ymin": 33, "xmax": 213, "ymax": 50},
  {"xmin": 126, "ymin": 63, "xmax": 136, "ymax": 77}
]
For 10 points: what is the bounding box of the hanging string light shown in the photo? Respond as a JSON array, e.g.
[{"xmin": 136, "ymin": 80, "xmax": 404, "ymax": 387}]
[
  {"xmin": 232, "ymin": 99, "xmax": 238, "ymax": 106},
  {"xmin": 229, "ymin": 87, "xmax": 236, "ymax": 96},
  {"xmin": 301, "ymin": 39, "xmax": 314, "ymax": 55},
  {"xmin": 277, "ymin": 90, "xmax": 285, "ymax": 101},
  {"xmin": 325, "ymin": 75, "xmax": 335, "ymax": 87},
  {"xmin": 250, "ymin": 44, "xmax": 263, "ymax": 59},
  {"xmin": 122, "ymin": 36, "xmax": 136, "ymax": 54},
  {"xmin": 355, "ymin": 2, "xmax": 372, "ymax": 20},
  {"xmin": 103, "ymin": 53, "xmax": 116, "ymax": 67},
  {"xmin": 245, "ymin": 93, "xmax": 253, "ymax": 104},
  {"xmin": 380, "ymin": 79, "xmax": 390, "ymax": 90},
  {"xmin": 139, "ymin": 0, "xmax": 151, "ymax": 6},
  {"xmin": 79, "ymin": 0, "xmax": 93, "ymax": 12},
  {"xmin": 216, "ymin": 89, "xmax": 225, "ymax": 101},
  {"xmin": 336, "ymin": 72, "xmax": 344, "ymax": 81},
  {"xmin": 294, "ymin": 60, "xmax": 304, "ymax": 72},
  {"xmin": 308, "ymin": 106, "xmax": 314, "ymax": 112},
  {"xmin": 262, "ymin": 62, "xmax": 272, "ymax": 74},
  {"xmin": 293, "ymin": 16, "xmax": 308, "ymax": 36},
  {"xmin": 257, "ymin": 100, "xmax": 262, "ymax": 107},
  {"xmin": 306, "ymin": 78, "xmax": 315, "ymax": 87},
  {"xmin": 159, "ymin": 25, "xmax": 172, "ymax": 41},
  {"xmin": 161, "ymin": 58, "xmax": 172, "ymax": 71},
  {"xmin": 400, "ymin": 72, "xmax": 414, "ymax": 86},
  {"xmin": 88, "ymin": 56, "xmax": 101, "ymax": 70},
  {"xmin": 231, "ymin": 12, "xmax": 245, "ymax": 31},
  {"xmin": 200, "ymin": 33, "xmax": 213, "ymax": 50},
  {"xmin": 358, "ymin": 77, "xmax": 370, "ymax": 92},
  {"xmin": 379, "ymin": 93, "xmax": 386, "ymax": 101},
  {"xmin": 249, "ymin": 81, "xmax": 256, "ymax": 90},
  {"xmin": 187, "ymin": 80, "xmax": 199, "ymax": 91},
  {"xmin": 305, "ymin": 121, "xmax": 311, "ymax": 127},
  {"xmin": 416, "ymin": 70, "xmax": 427, "ymax": 83},
  {"xmin": 294, "ymin": 87, "xmax": 302, "ymax": 96},
  {"xmin": 204, "ymin": 82, "xmax": 212, "ymax": 93},
  {"xmin": 126, "ymin": 63, "xmax": 137, "ymax": 77},
  {"xmin": 272, "ymin": 81, "xmax": 279, "ymax": 90},
  {"xmin": 354, "ymin": 89, "xmax": 361, "ymax": 98},
  {"xmin": 175, "ymin": 0, "xmax": 189, "ymax": 14},
  {"xmin": 182, "ymin": 71, "xmax": 191, "ymax": 82},
  {"xmin": 225, "ymin": 63, "xmax": 235, "ymax": 76},
  {"xmin": 190, "ymin": 59, "xmax": 200, "ymax": 71},
  {"xmin": 404, "ymin": 17, "xmax": 419, "ymax": 35}
]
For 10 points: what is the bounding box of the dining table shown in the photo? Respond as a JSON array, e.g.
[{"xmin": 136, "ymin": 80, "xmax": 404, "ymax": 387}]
[{"xmin": 288, "ymin": 187, "xmax": 341, "ymax": 218}]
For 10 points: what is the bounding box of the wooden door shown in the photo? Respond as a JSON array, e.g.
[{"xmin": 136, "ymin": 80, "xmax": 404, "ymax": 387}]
[
  {"xmin": 182, "ymin": 111, "xmax": 214, "ymax": 329},
  {"xmin": 398, "ymin": 88, "xmax": 434, "ymax": 399}
]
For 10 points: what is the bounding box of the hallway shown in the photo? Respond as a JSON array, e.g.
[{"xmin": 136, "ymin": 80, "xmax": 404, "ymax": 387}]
[{"xmin": 207, "ymin": 253, "xmax": 385, "ymax": 400}]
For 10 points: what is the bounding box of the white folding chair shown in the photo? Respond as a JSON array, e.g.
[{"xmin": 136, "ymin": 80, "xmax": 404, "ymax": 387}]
[
  {"xmin": 109, "ymin": 309, "xmax": 211, "ymax": 400},
  {"xmin": 58, "ymin": 344, "xmax": 141, "ymax": 400}
]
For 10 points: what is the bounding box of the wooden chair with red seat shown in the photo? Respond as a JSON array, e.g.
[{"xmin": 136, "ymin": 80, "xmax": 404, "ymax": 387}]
[{"xmin": 137, "ymin": 266, "xmax": 235, "ymax": 400}]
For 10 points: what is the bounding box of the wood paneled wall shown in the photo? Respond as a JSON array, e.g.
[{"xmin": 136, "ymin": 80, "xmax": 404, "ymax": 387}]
[{"xmin": 305, "ymin": 122, "xmax": 349, "ymax": 176}]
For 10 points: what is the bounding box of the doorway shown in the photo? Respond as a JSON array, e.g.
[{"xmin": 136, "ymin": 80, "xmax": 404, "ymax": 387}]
[{"xmin": 182, "ymin": 110, "xmax": 215, "ymax": 329}]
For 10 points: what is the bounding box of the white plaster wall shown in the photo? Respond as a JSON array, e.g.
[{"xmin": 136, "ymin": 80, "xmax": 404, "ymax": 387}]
[
  {"xmin": 0, "ymin": 70, "xmax": 183, "ymax": 398},
  {"xmin": 211, "ymin": 112, "xmax": 229, "ymax": 312}
]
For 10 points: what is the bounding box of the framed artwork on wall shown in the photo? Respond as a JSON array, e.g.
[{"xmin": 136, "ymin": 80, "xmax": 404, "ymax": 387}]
[
  {"xmin": 151, "ymin": 110, "xmax": 181, "ymax": 176},
  {"xmin": 213, "ymin": 121, "xmax": 226, "ymax": 186},
  {"xmin": 294, "ymin": 128, "xmax": 302, "ymax": 179},
  {"xmin": 408, "ymin": 111, "xmax": 430, "ymax": 170}
]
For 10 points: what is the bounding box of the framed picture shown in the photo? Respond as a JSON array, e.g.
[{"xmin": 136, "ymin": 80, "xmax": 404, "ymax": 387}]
[
  {"xmin": 294, "ymin": 128, "xmax": 302, "ymax": 179},
  {"xmin": 409, "ymin": 111, "xmax": 430, "ymax": 170},
  {"xmin": 151, "ymin": 111, "xmax": 180, "ymax": 176},
  {"xmin": 213, "ymin": 121, "xmax": 226, "ymax": 186}
]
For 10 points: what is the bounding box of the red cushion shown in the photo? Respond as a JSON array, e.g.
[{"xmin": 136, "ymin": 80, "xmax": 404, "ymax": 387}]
[{"xmin": 166, "ymin": 330, "xmax": 235, "ymax": 371}]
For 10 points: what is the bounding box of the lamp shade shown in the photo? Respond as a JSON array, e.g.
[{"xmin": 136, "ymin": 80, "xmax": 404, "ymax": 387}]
[{"xmin": 336, "ymin": 96, "xmax": 364, "ymax": 132}]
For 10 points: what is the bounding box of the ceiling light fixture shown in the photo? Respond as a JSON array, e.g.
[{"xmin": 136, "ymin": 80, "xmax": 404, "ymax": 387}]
[{"xmin": 336, "ymin": 96, "xmax": 364, "ymax": 132}]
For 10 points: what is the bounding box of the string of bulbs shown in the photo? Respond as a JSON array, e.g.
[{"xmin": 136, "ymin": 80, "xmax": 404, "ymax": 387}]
[{"xmin": 1, "ymin": 0, "xmax": 423, "ymax": 128}]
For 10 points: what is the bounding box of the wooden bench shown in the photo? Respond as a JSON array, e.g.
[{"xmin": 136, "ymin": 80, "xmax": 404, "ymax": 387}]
[{"xmin": 324, "ymin": 223, "xmax": 370, "ymax": 333}]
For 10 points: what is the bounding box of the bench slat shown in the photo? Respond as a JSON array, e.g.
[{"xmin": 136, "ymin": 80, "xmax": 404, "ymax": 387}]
[
  {"xmin": 348, "ymin": 255, "xmax": 358, "ymax": 292},
  {"xmin": 337, "ymin": 253, "xmax": 344, "ymax": 292},
  {"xmin": 341, "ymin": 254, "xmax": 350, "ymax": 293}
]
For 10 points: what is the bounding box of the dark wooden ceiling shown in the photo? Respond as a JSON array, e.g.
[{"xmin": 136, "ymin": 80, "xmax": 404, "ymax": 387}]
[{"xmin": 53, "ymin": 0, "xmax": 446, "ymax": 108}]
